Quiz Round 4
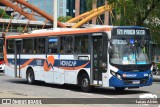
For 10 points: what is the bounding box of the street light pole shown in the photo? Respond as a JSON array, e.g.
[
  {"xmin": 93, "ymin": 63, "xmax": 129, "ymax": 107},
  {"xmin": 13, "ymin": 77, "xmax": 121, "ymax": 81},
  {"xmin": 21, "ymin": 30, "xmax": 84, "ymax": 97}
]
[{"xmin": 53, "ymin": 0, "xmax": 57, "ymax": 29}]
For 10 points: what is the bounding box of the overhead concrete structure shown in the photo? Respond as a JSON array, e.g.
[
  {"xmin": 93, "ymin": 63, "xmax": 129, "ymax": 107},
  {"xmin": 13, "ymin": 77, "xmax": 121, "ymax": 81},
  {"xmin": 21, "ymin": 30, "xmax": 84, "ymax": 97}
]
[{"xmin": 0, "ymin": 19, "xmax": 53, "ymax": 36}]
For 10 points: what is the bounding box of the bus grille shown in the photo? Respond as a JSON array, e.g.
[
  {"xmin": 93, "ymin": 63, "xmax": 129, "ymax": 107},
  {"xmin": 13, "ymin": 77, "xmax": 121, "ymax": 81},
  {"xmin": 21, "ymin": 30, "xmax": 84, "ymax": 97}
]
[{"xmin": 123, "ymin": 78, "xmax": 148, "ymax": 85}]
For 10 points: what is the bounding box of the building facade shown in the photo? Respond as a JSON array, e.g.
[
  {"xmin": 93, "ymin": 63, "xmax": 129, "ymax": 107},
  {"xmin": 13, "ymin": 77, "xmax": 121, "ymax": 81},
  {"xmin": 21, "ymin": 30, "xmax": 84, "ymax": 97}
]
[
  {"xmin": 66, "ymin": 0, "xmax": 75, "ymax": 17},
  {"xmin": 67, "ymin": 0, "xmax": 109, "ymax": 25}
]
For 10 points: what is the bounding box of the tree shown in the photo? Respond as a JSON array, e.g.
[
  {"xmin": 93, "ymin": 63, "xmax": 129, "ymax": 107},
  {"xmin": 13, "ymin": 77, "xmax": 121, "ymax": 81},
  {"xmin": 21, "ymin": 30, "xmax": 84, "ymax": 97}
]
[
  {"xmin": 107, "ymin": 0, "xmax": 160, "ymax": 25},
  {"xmin": 108, "ymin": 0, "xmax": 160, "ymax": 45},
  {"xmin": 87, "ymin": 0, "xmax": 160, "ymax": 45},
  {"xmin": 58, "ymin": 16, "xmax": 72, "ymax": 22},
  {"xmin": 0, "ymin": 9, "xmax": 10, "ymax": 19}
]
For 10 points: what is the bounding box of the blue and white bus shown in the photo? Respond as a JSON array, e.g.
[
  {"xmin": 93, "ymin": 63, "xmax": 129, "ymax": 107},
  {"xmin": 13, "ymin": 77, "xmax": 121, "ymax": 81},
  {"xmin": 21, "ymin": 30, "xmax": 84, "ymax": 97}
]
[{"xmin": 4, "ymin": 26, "xmax": 153, "ymax": 92}]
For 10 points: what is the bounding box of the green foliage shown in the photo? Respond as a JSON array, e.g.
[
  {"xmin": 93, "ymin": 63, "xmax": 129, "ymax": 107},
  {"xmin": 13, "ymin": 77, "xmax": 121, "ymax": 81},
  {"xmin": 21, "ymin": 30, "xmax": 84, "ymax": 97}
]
[
  {"xmin": 157, "ymin": 63, "xmax": 160, "ymax": 71},
  {"xmin": 66, "ymin": 16, "xmax": 72, "ymax": 21},
  {"xmin": 58, "ymin": 16, "xmax": 73, "ymax": 22},
  {"xmin": 0, "ymin": 9, "xmax": 10, "ymax": 19},
  {"xmin": 88, "ymin": 0, "xmax": 160, "ymax": 45},
  {"xmin": 108, "ymin": 0, "xmax": 160, "ymax": 45},
  {"xmin": 86, "ymin": 0, "xmax": 107, "ymax": 11},
  {"xmin": 86, "ymin": 0, "xmax": 93, "ymax": 11},
  {"xmin": 58, "ymin": 16, "xmax": 66, "ymax": 22}
]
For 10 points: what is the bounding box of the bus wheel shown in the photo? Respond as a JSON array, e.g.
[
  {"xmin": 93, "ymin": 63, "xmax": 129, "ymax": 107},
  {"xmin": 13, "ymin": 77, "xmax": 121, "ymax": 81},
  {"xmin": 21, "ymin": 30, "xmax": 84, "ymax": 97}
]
[
  {"xmin": 27, "ymin": 69, "xmax": 35, "ymax": 85},
  {"xmin": 115, "ymin": 87, "xmax": 125, "ymax": 92},
  {"xmin": 80, "ymin": 73, "xmax": 91, "ymax": 92}
]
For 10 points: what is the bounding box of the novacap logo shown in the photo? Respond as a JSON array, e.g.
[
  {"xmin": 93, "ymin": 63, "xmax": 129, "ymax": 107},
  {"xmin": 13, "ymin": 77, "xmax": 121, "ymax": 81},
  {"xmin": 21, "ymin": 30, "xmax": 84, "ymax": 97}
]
[
  {"xmin": 122, "ymin": 74, "xmax": 137, "ymax": 77},
  {"xmin": 44, "ymin": 56, "xmax": 55, "ymax": 71}
]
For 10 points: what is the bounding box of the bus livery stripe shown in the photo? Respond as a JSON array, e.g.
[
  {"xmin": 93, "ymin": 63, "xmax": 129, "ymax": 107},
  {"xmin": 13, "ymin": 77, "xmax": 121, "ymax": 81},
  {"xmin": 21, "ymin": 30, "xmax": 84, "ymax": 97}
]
[{"xmin": 6, "ymin": 58, "xmax": 90, "ymax": 71}]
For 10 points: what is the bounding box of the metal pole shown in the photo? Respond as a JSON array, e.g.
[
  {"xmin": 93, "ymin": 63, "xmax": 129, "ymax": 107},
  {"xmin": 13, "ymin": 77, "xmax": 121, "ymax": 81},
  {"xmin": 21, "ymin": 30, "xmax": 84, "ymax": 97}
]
[{"xmin": 53, "ymin": 0, "xmax": 58, "ymax": 28}]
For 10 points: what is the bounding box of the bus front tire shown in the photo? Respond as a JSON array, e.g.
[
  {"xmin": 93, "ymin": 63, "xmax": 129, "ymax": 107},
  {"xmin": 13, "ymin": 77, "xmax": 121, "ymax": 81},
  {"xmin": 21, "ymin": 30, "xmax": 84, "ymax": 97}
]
[
  {"xmin": 80, "ymin": 73, "xmax": 91, "ymax": 92},
  {"xmin": 27, "ymin": 69, "xmax": 35, "ymax": 85}
]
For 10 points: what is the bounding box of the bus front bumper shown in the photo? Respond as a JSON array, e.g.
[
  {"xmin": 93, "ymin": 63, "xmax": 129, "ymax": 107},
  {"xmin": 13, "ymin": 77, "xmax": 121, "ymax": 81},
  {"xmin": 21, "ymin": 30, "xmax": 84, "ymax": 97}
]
[{"xmin": 109, "ymin": 76, "xmax": 153, "ymax": 88}]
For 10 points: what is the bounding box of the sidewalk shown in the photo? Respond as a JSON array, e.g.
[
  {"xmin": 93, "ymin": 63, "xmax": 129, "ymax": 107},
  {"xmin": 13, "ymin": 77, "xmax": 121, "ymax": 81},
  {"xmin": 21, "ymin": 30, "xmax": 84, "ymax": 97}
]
[{"xmin": 153, "ymin": 75, "xmax": 160, "ymax": 82}]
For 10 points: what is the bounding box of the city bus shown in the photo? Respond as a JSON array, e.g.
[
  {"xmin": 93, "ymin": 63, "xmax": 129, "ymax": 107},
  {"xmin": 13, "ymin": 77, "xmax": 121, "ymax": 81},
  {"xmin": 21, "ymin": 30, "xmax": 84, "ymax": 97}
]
[{"xmin": 4, "ymin": 26, "xmax": 153, "ymax": 92}]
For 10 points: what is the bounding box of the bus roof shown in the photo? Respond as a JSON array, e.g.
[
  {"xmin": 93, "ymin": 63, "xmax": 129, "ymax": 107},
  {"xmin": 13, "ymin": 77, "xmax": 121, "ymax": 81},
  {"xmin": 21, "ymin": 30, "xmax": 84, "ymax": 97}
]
[
  {"xmin": 5, "ymin": 27, "xmax": 112, "ymax": 39},
  {"xmin": 5, "ymin": 25, "xmax": 149, "ymax": 39}
]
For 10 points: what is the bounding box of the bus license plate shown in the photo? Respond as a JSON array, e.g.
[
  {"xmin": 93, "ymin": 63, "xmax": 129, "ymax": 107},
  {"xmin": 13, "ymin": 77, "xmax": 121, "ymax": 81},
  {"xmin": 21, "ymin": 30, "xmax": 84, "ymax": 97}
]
[{"xmin": 132, "ymin": 80, "xmax": 140, "ymax": 84}]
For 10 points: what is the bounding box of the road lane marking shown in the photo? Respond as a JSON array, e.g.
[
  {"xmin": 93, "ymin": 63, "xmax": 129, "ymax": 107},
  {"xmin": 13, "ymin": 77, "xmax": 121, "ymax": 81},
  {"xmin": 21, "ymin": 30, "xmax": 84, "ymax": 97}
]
[
  {"xmin": 103, "ymin": 96, "xmax": 115, "ymax": 98},
  {"xmin": 80, "ymin": 93, "xmax": 115, "ymax": 98},
  {"xmin": 64, "ymin": 90, "xmax": 71, "ymax": 92},
  {"xmin": 81, "ymin": 93, "xmax": 93, "ymax": 96}
]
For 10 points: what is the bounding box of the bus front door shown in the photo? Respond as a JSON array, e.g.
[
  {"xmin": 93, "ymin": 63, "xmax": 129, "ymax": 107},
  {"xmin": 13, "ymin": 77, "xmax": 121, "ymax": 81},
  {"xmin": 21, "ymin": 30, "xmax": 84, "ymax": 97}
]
[
  {"xmin": 92, "ymin": 35, "xmax": 107, "ymax": 85},
  {"xmin": 14, "ymin": 39, "xmax": 22, "ymax": 77}
]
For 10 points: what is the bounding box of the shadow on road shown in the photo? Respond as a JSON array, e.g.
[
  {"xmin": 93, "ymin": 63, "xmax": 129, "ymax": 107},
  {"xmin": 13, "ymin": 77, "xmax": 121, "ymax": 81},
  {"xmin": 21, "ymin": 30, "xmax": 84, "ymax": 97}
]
[{"xmin": 4, "ymin": 78, "xmax": 150, "ymax": 96}]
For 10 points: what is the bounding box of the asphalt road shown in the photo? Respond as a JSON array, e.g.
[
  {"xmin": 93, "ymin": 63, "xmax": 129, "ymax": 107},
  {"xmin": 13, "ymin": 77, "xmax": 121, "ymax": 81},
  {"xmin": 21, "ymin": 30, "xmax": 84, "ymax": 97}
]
[{"xmin": 0, "ymin": 73, "xmax": 159, "ymax": 107}]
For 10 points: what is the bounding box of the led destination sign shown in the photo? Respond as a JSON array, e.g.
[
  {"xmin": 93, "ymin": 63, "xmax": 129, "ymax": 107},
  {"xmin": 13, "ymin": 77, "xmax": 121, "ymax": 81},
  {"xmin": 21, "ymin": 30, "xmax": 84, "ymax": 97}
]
[
  {"xmin": 117, "ymin": 29, "xmax": 145, "ymax": 35},
  {"xmin": 111, "ymin": 27, "xmax": 151, "ymax": 39}
]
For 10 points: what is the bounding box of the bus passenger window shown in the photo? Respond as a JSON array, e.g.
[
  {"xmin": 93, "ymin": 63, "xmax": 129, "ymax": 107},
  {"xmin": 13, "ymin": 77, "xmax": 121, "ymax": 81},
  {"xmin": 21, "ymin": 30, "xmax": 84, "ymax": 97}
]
[
  {"xmin": 48, "ymin": 38, "xmax": 59, "ymax": 53},
  {"xmin": 23, "ymin": 39, "xmax": 33, "ymax": 54},
  {"xmin": 66, "ymin": 36, "xmax": 73, "ymax": 53},
  {"xmin": 22, "ymin": 49, "xmax": 26, "ymax": 53},
  {"xmin": 60, "ymin": 36, "xmax": 73, "ymax": 54},
  {"xmin": 34, "ymin": 38, "xmax": 46, "ymax": 54},
  {"xmin": 74, "ymin": 35, "xmax": 89, "ymax": 53},
  {"xmin": 7, "ymin": 40, "xmax": 14, "ymax": 54}
]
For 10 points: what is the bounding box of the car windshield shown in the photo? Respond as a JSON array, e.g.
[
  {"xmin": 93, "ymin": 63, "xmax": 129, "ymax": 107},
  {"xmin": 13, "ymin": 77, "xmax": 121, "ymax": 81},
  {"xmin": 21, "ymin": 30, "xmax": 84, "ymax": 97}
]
[{"xmin": 110, "ymin": 39, "xmax": 150, "ymax": 65}]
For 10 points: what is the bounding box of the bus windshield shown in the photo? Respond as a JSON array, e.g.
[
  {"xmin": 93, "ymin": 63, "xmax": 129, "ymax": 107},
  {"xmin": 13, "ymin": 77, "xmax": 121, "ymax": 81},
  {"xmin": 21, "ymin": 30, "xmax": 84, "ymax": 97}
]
[{"xmin": 110, "ymin": 39, "xmax": 150, "ymax": 65}]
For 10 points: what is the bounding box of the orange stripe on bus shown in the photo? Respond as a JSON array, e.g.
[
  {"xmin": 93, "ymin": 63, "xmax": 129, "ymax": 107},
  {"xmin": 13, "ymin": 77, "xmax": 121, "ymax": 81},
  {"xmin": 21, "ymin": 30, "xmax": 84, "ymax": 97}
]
[
  {"xmin": 20, "ymin": 58, "xmax": 34, "ymax": 69},
  {"xmin": 20, "ymin": 58, "xmax": 44, "ymax": 69}
]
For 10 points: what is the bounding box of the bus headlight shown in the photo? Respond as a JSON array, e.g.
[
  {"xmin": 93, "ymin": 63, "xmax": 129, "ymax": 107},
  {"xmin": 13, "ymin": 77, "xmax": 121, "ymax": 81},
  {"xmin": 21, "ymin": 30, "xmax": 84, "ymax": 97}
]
[
  {"xmin": 110, "ymin": 70, "xmax": 122, "ymax": 80},
  {"xmin": 116, "ymin": 74, "xmax": 122, "ymax": 80}
]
